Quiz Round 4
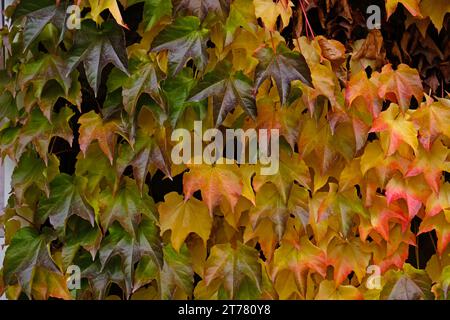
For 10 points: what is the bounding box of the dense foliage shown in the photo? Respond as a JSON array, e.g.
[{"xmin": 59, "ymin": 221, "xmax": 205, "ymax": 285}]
[{"xmin": 0, "ymin": 0, "xmax": 449, "ymax": 300}]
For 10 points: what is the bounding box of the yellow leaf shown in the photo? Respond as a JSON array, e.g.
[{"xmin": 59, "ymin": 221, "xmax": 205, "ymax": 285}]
[
  {"xmin": 420, "ymin": 0, "xmax": 450, "ymax": 31},
  {"xmin": 370, "ymin": 103, "xmax": 418, "ymax": 156},
  {"xmin": 89, "ymin": 0, "xmax": 128, "ymax": 28},
  {"xmin": 386, "ymin": 0, "xmax": 422, "ymax": 19},
  {"xmin": 315, "ymin": 280, "xmax": 363, "ymax": 300},
  {"xmin": 158, "ymin": 192, "xmax": 212, "ymax": 252},
  {"xmin": 253, "ymin": 0, "xmax": 293, "ymax": 31}
]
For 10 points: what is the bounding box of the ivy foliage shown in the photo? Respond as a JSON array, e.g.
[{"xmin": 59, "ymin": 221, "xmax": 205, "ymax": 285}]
[{"xmin": 0, "ymin": 0, "xmax": 449, "ymax": 300}]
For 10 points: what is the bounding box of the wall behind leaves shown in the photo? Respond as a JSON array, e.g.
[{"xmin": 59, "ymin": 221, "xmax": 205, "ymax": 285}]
[{"xmin": 0, "ymin": 0, "xmax": 449, "ymax": 300}]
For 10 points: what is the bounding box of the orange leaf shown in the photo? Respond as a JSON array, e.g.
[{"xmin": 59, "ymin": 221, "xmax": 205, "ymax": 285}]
[
  {"xmin": 78, "ymin": 111, "xmax": 118, "ymax": 164},
  {"xmin": 374, "ymin": 64, "xmax": 423, "ymax": 112},
  {"xmin": 183, "ymin": 160, "xmax": 243, "ymax": 214}
]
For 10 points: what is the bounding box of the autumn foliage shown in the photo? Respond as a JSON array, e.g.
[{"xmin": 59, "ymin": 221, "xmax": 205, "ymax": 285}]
[{"xmin": 0, "ymin": 0, "xmax": 449, "ymax": 300}]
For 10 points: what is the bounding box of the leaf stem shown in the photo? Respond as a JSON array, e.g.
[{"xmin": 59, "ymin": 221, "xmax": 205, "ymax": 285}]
[
  {"xmin": 299, "ymin": 0, "xmax": 315, "ymax": 39},
  {"xmin": 269, "ymin": 31, "xmax": 276, "ymax": 52}
]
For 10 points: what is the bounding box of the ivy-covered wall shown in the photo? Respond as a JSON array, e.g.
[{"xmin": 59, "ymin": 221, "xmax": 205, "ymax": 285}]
[{"xmin": 0, "ymin": 0, "xmax": 449, "ymax": 300}]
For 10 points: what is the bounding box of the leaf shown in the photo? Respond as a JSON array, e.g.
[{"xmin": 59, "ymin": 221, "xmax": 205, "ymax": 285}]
[
  {"xmin": 385, "ymin": 174, "xmax": 429, "ymax": 220},
  {"xmin": 0, "ymin": 91, "xmax": 18, "ymax": 121},
  {"xmin": 188, "ymin": 61, "xmax": 257, "ymax": 126},
  {"xmin": 3, "ymin": 107, "xmax": 74, "ymax": 164},
  {"xmin": 254, "ymin": 97, "xmax": 302, "ymax": 150},
  {"xmin": 253, "ymin": 0, "xmax": 293, "ymax": 31},
  {"xmin": 88, "ymin": 0, "xmax": 128, "ymax": 28},
  {"xmin": 368, "ymin": 195, "xmax": 408, "ymax": 241},
  {"xmin": 99, "ymin": 178, "xmax": 156, "ymax": 236},
  {"xmin": 420, "ymin": 0, "xmax": 450, "ymax": 31},
  {"xmin": 243, "ymin": 218, "xmax": 278, "ymax": 262},
  {"xmin": 405, "ymin": 140, "xmax": 449, "ymax": 193},
  {"xmin": 82, "ymin": 256, "xmax": 128, "ymax": 299},
  {"xmin": 141, "ymin": 0, "xmax": 172, "ymax": 31},
  {"xmin": 134, "ymin": 256, "xmax": 159, "ymax": 291},
  {"xmin": 117, "ymin": 130, "xmax": 171, "ymax": 193},
  {"xmin": 253, "ymin": 150, "xmax": 310, "ymax": 203},
  {"xmin": 65, "ymin": 20, "xmax": 129, "ymax": 96},
  {"xmin": 203, "ymin": 242, "xmax": 262, "ymax": 299},
  {"xmin": 426, "ymin": 183, "xmax": 450, "ymax": 217},
  {"xmin": 374, "ymin": 64, "xmax": 423, "ymax": 112},
  {"xmin": 411, "ymin": 98, "xmax": 450, "ymax": 150},
  {"xmin": 440, "ymin": 266, "xmax": 450, "ymax": 299},
  {"xmin": 3, "ymin": 227, "xmax": 69, "ymax": 299},
  {"xmin": 122, "ymin": 54, "xmax": 164, "ymax": 118},
  {"xmin": 160, "ymin": 244, "xmax": 194, "ymax": 299},
  {"xmin": 61, "ymin": 220, "xmax": 102, "ymax": 268},
  {"xmin": 386, "ymin": 0, "xmax": 422, "ymax": 19},
  {"xmin": 183, "ymin": 161, "xmax": 243, "ymax": 214},
  {"xmin": 272, "ymin": 236, "xmax": 328, "ymax": 281},
  {"xmin": 419, "ymin": 213, "xmax": 450, "ymax": 256},
  {"xmin": 248, "ymin": 184, "xmax": 288, "ymax": 241},
  {"xmin": 36, "ymin": 174, "xmax": 95, "ymax": 236},
  {"xmin": 78, "ymin": 111, "xmax": 118, "ymax": 164},
  {"xmin": 316, "ymin": 36, "xmax": 346, "ymax": 66},
  {"xmin": 254, "ymin": 43, "xmax": 312, "ymax": 106},
  {"xmin": 152, "ymin": 16, "xmax": 209, "ymax": 77},
  {"xmin": 382, "ymin": 264, "xmax": 433, "ymax": 300},
  {"xmin": 98, "ymin": 220, "xmax": 162, "ymax": 297},
  {"xmin": 13, "ymin": 0, "xmax": 69, "ymax": 51},
  {"xmin": 161, "ymin": 68, "xmax": 198, "ymax": 126},
  {"xmin": 310, "ymin": 63, "xmax": 343, "ymax": 110},
  {"xmin": 158, "ymin": 192, "xmax": 212, "ymax": 251},
  {"xmin": 175, "ymin": 0, "xmax": 230, "ymax": 21},
  {"xmin": 31, "ymin": 267, "xmax": 72, "ymax": 300},
  {"xmin": 11, "ymin": 151, "xmax": 59, "ymax": 203},
  {"xmin": 35, "ymin": 71, "xmax": 82, "ymax": 121},
  {"xmin": 224, "ymin": 0, "xmax": 256, "ymax": 44},
  {"xmin": 327, "ymin": 237, "xmax": 372, "ymax": 285},
  {"xmin": 346, "ymin": 70, "xmax": 382, "ymax": 118},
  {"xmin": 315, "ymin": 280, "xmax": 363, "ymax": 300},
  {"xmin": 19, "ymin": 54, "xmax": 73, "ymax": 98},
  {"xmin": 75, "ymin": 142, "xmax": 116, "ymax": 193},
  {"xmin": 370, "ymin": 103, "xmax": 418, "ymax": 156}
]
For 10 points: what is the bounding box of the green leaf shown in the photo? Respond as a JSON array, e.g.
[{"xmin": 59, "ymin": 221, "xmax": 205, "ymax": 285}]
[
  {"xmin": 99, "ymin": 221, "xmax": 163, "ymax": 297},
  {"xmin": 36, "ymin": 71, "xmax": 82, "ymax": 121},
  {"xmin": 19, "ymin": 54, "xmax": 73, "ymax": 98},
  {"xmin": 65, "ymin": 20, "xmax": 129, "ymax": 96},
  {"xmin": 131, "ymin": 0, "xmax": 173, "ymax": 31},
  {"xmin": 61, "ymin": 219, "xmax": 102, "ymax": 269},
  {"xmin": 99, "ymin": 178, "xmax": 157, "ymax": 235},
  {"xmin": 36, "ymin": 174, "xmax": 95, "ymax": 235},
  {"xmin": 11, "ymin": 151, "xmax": 58, "ymax": 203},
  {"xmin": 224, "ymin": 0, "xmax": 255, "ymax": 44},
  {"xmin": 203, "ymin": 242, "xmax": 262, "ymax": 299},
  {"xmin": 19, "ymin": 108, "xmax": 74, "ymax": 163},
  {"xmin": 381, "ymin": 264, "xmax": 434, "ymax": 300},
  {"xmin": 117, "ymin": 130, "xmax": 171, "ymax": 193},
  {"xmin": 255, "ymin": 43, "xmax": 312, "ymax": 106},
  {"xmin": 188, "ymin": 61, "xmax": 256, "ymax": 125},
  {"xmin": 161, "ymin": 68, "xmax": 198, "ymax": 126},
  {"xmin": 122, "ymin": 54, "xmax": 164, "ymax": 117},
  {"xmin": 0, "ymin": 91, "xmax": 18, "ymax": 121},
  {"xmin": 82, "ymin": 256, "xmax": 127, "ymax": 299},
  {"xmin": 441, "ymin": 265, "xmax": 450, "ymax": 299},
  {"xmin": 3, "ymin": 227, "xmax": 62, "ymax": 298},
  {"xmin": 98, "ymin": 224, "xmax": 139, "ymax": 298},
  {"xmin": 152, "ymin": 16, "xmax": 209, "ymax": 77},
  {"xmin": 12, "ymin": 0, "xmax": 69, "ymax": 51},
  {"xmin": 160, "ymin": 243, "xmax": 194, "ymax": 299},
  {"xmin": 75, "ymin": 142, "xmax": 116, "ymax": 193}
]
